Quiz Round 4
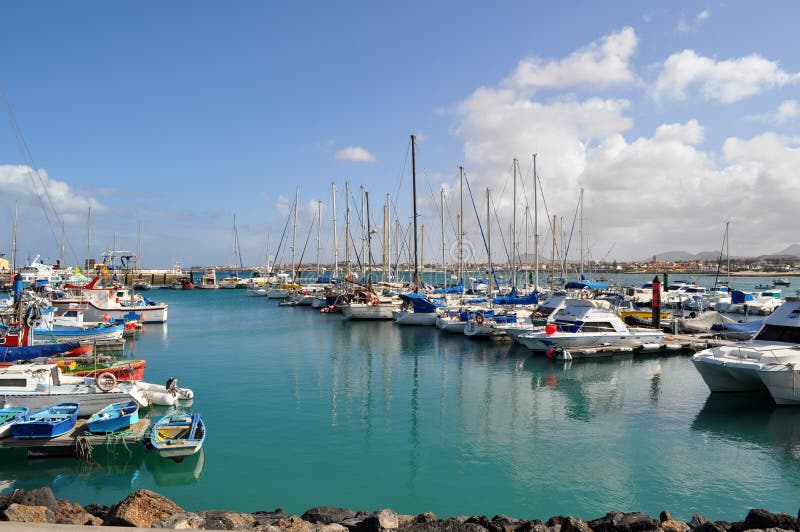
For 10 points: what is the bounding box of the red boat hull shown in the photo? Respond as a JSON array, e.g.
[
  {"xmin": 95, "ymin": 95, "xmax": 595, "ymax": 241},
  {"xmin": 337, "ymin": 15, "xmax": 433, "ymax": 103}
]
[{"xmin": 75, "ymin": 360, "xmax": 146, "ymax": 381}]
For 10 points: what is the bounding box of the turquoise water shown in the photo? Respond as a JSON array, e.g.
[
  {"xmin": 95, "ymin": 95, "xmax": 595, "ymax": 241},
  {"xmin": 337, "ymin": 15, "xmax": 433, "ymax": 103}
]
[{"xmin": 2, "ymin": 275, "xmax": 800, "ymax": 521}]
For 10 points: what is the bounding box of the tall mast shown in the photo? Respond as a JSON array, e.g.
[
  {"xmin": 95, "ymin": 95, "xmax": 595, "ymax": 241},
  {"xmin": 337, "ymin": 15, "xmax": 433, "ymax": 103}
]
[
  {"xmin": 59, "ymin": 220, "xmax": 65, "ymax": 267},
  {"xmin": 360, "ymin": 185, "xmax": 366, "ymax": 276},
  {"xmin": 411, "ymin": 134, "xmax": 419, "ymax": 290},
  {"xmin": 365, "ymin": 190, "xmax": 372, "ymax": 288},
  {"xmin": 386, "ymin": 193, "xmax": 391, "ymax": 281},
  {"xmin": 87, "ymin": 206, "xmax": 92, "ymax": 270},
  {"xmin": 551, "ymin": 215, "xmax": 556, "ymax": 292},
  {"xmin": 726, "ymin": 222, "xmax": 730, "ymax": 286},
  {"xmin": 487, "ymin": 188, "xmax": 492, "ymax": 296},
  {"xmin": 579, "ymin": 187, "xmax": 584, "ymax": 278},
  {"xmin": 382, "ymin": 201, "xmax": 388, "ymax": 282},
  {"xmin": 292, "ymin": 186, "xmax": 299, "ymax": 282},
  {"xmin": 440, "ymin": 187, "xmax": 446, "ymax": 290},
  {"xmin": 331, "ymin": 182, "xmax": 338, "ymax": 279},
  {"xmin": 512, "ymin": 158, "xmax": 517, "ymax": 291},
  {"xmin": 533, "ymin": 154, "xmax": 539, "ymax": 290},
  {"xmin": 524, "ymin": 206, "xmax": 529, "ymax": 288},
  {"xmin": 345, "ymin": 181, "xmax": 351, "ymax": 282},
  {"xmin": 420, "ymin": 224, "xmax": 425, "ymax": 277},
  {"xmin": 11, "ymin": 201, "xmax": 18, "ymax": 279},
  {"xmin": 458, "ymin": 165, "xmax": 464, "ymax": 284},
  {"xmin": 316, "ymin": 201, "xmax": 322, "ymax": 277},
  {"xmin": 136, "ymin": 221, "xmax": 142, "ymax": 271}
]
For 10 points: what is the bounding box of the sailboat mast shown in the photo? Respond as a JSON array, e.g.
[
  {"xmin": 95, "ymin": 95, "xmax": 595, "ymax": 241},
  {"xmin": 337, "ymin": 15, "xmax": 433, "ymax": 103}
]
[
  {"xmin": 11, "ymin": 202, "xmax": 18, "ymax": 279},
  {"xmin": 316, "ymin": 201, "xmax": 322, "ymax": 277},
  {"xmin": 579, "ymin": 187, "xmax": 584, "ymax": 278},
  {"xmin": 512, "ymin": 158, "xmax": 517, "ymax": 290},
  {"xmin": 551, "ymin": 215, "xmax": 556, "ymax": 292},
  {"xmin": 386, "ymin": 193, "xmax": 391, "ymax": 281},
  {"xmin": 332, "ymin": 182, "xmax": 338, "ymax": 280},
  {"xmin": 360, "ymin": 185, "xmax": 366, "ymax": 277},
  {"xmin": 344, "ymin": 181, "xmax": 351, "ymax": 282},
  {"xmin": 726, "ymin": 221, "xmax": 730, "ymax": 286},
  {"xmin": 87, "ymin": 206, "xmax": 92, "ymax": 270},
  {"xmin": 458, "ymin": 165, "xmax": 464, "ymax": 284},
  {"xmin": 487, "ymin": 188, "xmax": 492, "ymax": 296},
  {"xmin": 382, "ymin": 201, "xmax": 388, "ymax": 282},
  {"xmin": 533, "ymin": 154, "xmax": 539, "ymax": 290},
  {"xmin": 137, "ymin": 221, "xmax": 142, "ymax": 271},
  {"xmin": 411, "ymin": 135, "xmax": 419, "ymax": 290},
  {"xmin": 365, "ymin": 190, "xmax": 372, "ymax": 288},
  {"xmin": 292, "ymin": 186, "xmax": 299, "ymax": 282},
  {"xmin": 440, "ymin": 187, "xmax": 446, "ymax": 290}
]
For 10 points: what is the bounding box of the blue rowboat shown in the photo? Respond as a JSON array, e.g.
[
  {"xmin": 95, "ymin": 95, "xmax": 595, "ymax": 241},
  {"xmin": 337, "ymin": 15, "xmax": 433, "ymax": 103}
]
[
  {"xmin": 149, "ymin": 410, "xmax": 205, "ymax": 462},
  {"xmin": 11, "ymin": 402, "xmax": 79, "ymax": 439},
  {"xmin": 0, "ymin": 406, "xmax": 28, "ymax": 438},
  {"xmin": 86, "ymin": 400, "xmax": 139, "ymax": 433}
]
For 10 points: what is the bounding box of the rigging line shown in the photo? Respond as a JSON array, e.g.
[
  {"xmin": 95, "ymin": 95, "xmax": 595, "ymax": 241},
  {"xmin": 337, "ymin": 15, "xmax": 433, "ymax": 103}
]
[
  {"xmin": 490, "ymin": 197, "xmax": 513, "ymax": 265},
  {"xmin": 0, "ymin": 87, "xmax": 75, "ymax": 261},
  {"xmin": 561, "ymin": 193, "xmax": 581, "ymax": 276},
  {"xmin": 389, "ymin": 138, "xmax": 411, "ymax": 224},
  {"xmin": 463, "ymin": 171, "xmax": 501, "ymax": 292},
  {"xmin": 271, "ymin": 196, "xmax": 295, "ymax": 268},
  {"xmin": 294, "ymin": 205, "xmax": 319, "ymax": 275}
]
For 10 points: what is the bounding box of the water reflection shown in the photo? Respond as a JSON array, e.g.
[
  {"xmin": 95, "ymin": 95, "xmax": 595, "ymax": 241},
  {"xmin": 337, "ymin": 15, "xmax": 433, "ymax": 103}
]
[{"xmin": 692, "ymin": 393, "xmax": 800, "ymax": 462}]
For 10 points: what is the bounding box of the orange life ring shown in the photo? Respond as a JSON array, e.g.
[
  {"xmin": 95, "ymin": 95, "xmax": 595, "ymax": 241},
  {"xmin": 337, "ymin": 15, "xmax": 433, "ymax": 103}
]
[
  {"xmin": 96, "ymin": 371, "xmax": 117, "ymax": 392},
  {"xmin": 372, "ymin": 298, "xmax": 380, "ymax": 307},
  {"xmin": 475, "ymin": 312, "xmax": 485, "ymax": 325}
]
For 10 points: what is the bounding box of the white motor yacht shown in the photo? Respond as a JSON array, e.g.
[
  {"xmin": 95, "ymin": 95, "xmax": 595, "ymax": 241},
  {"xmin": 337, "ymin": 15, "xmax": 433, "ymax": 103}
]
[
  {"xmin": 518, "ymin": 299, "xmax": 664, "ymax": 352},
  {"xmin": 692, "ymin": 297, "xmax": 800, "ymax": 395}
]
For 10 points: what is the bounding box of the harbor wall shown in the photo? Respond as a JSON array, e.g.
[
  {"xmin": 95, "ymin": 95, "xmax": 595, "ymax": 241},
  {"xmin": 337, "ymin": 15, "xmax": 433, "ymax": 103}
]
[{"xmin": 1, "ymin": 486, "xmax": 798, "ymax": 531}]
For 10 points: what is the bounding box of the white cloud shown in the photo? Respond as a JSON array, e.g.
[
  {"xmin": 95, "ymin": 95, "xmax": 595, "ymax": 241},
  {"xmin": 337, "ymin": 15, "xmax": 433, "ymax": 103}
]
[
  {"xmin": 653, "ymin": 50, "xmax": 799, "ymax": 103},
  {"xmin": 505, "ymin": 27, "xmax": 638, "ymax": 90},
  {"xmin": 334, "ymin": 146, "xmax": 376, "ymax": 162},
  {"xmin": 0, "ymin": 164, "xmax": 101, "ymax": 215},
  {"xmin": 676, "ymin": 9, "xmax": 711, "ymax": 33},
  {"xmin": 745, "ymin": 99, "xmax": 800, "ymax": 125}
]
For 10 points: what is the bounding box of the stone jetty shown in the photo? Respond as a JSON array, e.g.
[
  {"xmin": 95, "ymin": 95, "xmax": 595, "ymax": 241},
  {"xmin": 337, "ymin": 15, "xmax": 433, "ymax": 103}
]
[{"xmin": 1, "ymin": 487, "xmax": 799, "ymax": 531}]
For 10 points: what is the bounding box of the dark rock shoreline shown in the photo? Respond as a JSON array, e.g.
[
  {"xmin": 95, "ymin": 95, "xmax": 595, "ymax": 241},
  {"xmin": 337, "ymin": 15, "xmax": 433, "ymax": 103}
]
[{"xmin": 1, "ymin": 487, "xmax": 798, "ymax": 531}]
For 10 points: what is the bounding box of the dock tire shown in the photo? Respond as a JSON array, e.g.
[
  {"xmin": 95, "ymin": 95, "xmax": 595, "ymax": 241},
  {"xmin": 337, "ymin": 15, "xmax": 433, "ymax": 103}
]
[{"xmin": 96, "ymin": 372, "xmax": 117, "ymax": 392}]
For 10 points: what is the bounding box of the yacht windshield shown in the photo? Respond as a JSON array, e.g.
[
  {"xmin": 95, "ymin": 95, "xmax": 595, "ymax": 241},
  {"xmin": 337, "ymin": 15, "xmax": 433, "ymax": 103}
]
[{"xmin": 754, "ymin": 324, "xmax": 800, "ymax": 343}]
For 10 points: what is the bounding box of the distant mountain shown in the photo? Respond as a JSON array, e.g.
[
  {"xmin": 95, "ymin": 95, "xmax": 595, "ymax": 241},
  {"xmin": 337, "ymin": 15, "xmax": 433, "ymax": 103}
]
[
  {"xmin": 648, "ymin": 244, "xmax": 800, "ymax": 262},
  {"xmin": 647, "ymin": 250, "xmax": 723, "ymax": 262}
]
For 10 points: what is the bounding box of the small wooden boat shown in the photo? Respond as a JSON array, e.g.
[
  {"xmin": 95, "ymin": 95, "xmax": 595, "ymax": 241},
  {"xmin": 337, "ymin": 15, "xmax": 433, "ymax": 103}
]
[
  {"xmin": 86, "ymin": 400, "xmax": 139, "ymax": 433},
  {"xmin": 11, "ymin": 402, "xmax": 79, "ymax": 439},
  {"xmin": 0, "ymin": 406, "xmax": 28, "ymax": 438},
  {"xmin": 149, "ymin": 410, "xmax": 205, "ymax": 462}
]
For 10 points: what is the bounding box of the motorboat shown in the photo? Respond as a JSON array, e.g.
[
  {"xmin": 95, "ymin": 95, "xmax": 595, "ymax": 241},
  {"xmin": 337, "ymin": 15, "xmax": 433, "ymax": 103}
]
[
  {"xmin": 0, "ymin": 363, "xmax": 149, "ymax": 416},
  {"xmin": 691, "ymin": 297, "xmax": 800, "ymax": 394},
  {"xmin": 52, "ymin": 275, "xmax": 168, "ymax": 323},
  {"xmin": 518, "ymin": 299, "xmax": 665, "ymax": 352},
  {"xmin": 196, "ymin": 268, "xmax": 219, "ymax": 289}
]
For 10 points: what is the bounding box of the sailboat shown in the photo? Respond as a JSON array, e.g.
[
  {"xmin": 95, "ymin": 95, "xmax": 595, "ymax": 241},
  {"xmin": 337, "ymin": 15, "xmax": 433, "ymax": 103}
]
[{"xmin": 219, "ymin": 214, "xmax": 246, "ymax": 289}]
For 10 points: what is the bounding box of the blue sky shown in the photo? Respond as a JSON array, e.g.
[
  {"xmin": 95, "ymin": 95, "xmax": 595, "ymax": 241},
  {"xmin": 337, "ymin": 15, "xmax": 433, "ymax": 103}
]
[{"xmin": 1, "ymin": 1, "xmax": 799, "ymax": 268}]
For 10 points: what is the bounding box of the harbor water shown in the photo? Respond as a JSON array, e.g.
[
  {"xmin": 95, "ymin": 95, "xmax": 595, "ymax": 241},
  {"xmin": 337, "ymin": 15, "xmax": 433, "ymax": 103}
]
[{"xmin": 2, "ymin": 276, "xmax": 799, "ymax": 521}]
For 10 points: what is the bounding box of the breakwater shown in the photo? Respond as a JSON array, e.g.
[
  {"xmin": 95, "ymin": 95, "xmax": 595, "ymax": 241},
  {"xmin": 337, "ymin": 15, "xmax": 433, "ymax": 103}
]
[{"xmin": 1, "ymin": 486, "xmax": 799, "ymax": 531}]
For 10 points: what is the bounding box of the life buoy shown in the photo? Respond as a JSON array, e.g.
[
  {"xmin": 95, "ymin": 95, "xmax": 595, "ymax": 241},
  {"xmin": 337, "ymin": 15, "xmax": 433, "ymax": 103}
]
[
  {"xmin": 475, "ymin": 312, "xmax": 485, "ymax": 325},
  {"xmin": 372, "ymin": 299, "xmax": 380, "ymax": 307},
  {"xmin": 96, "ymin": 372, "xmax": 117, "ymax": 392}
]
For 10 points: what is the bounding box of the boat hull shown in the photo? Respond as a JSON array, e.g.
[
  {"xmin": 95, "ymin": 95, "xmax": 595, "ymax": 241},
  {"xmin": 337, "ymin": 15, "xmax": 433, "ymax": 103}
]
[
  {"xmin": 393, "ymin": 311, "xmax": 437, "ymax": 326},
  {"xmin": 758, "ymin": 365, "xmax": 800, "ymax": 405},
  {"xmin": 341, "ymin": 303, "xmax": 395, "ymax": 320},
  {"xmin": 86, "ymin": 400, "xmax": 140, "ymax": 433},
  {"xmin": 150, "ymin": 411, "xmax": 205, "ymax": 461},
  {"xmin": 519, "ymin": 331, "xmax": 666, "ymax": 352},
  {"xmin": 11, "ymin": 403, "xmax": 79, "ymax": 439},
  {"xmin": 690, "ymin": 357, "xmax": 766, "ymax": 393}
]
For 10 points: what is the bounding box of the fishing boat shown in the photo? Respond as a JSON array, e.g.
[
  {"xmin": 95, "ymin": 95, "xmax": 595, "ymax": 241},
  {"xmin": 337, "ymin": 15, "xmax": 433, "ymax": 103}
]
[
  {"xmin": 0, "ymin": 406, "xmax": 28, "ymax": 438},
  {"xmin": 692, "ymin": 297, "xmax": 800, "ymax": 395},
  {"xmin": 149, "ymin": 410, "xmax": 206, "ymax": 462},
  {"xmin": 30, "ymin": 306, "xmax": 125, "ymax": 343},
  {"xmin": 11, "ymin": 402, "xmax": 79, "ymax": 439},
  {"xmin": 86, "ymin": 400, "xmax": 139, "ymax": 433},
  {"xmin": 517, "ymin": 299, "xmax": 665, "ymax": 352}
]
